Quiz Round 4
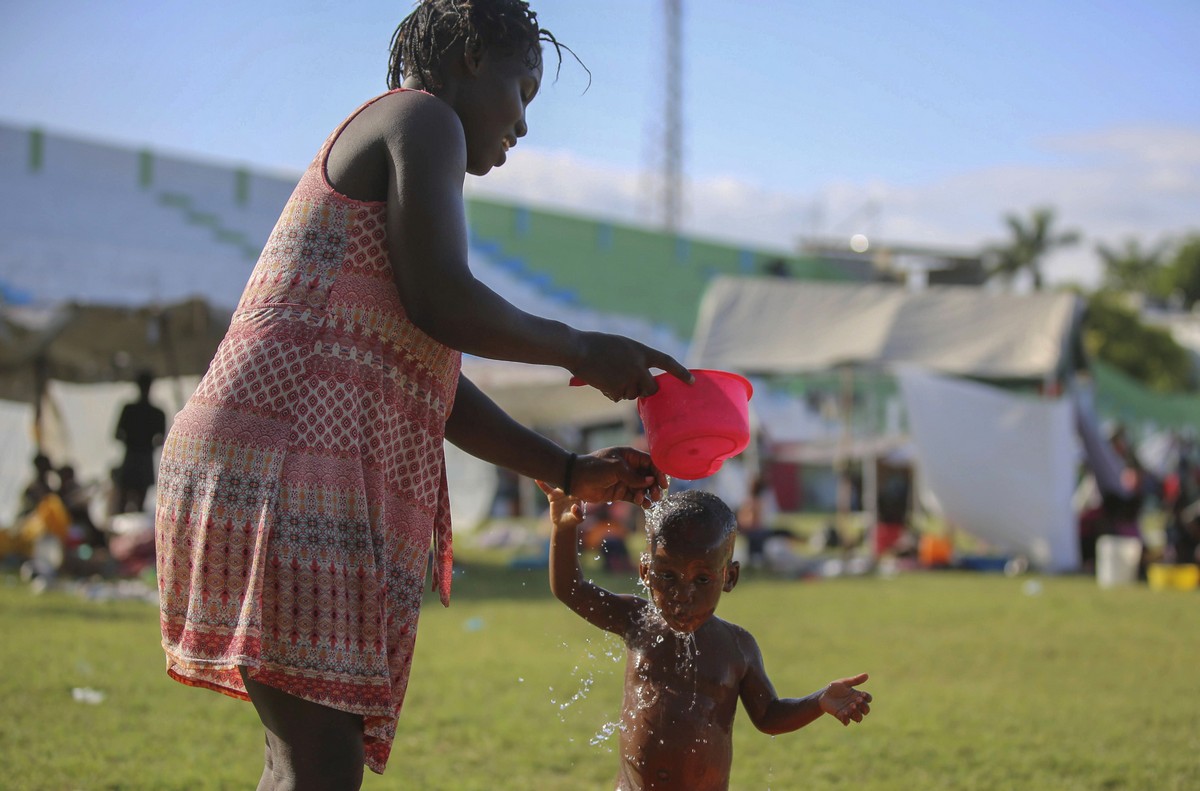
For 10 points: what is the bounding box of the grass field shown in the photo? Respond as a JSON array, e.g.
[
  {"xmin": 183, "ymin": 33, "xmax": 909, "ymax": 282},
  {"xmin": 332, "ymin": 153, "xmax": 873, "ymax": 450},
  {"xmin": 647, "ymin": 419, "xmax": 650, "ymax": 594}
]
[{"xmin": 2, "ymin": 556, "xmax": 1198, "ymax": 790}]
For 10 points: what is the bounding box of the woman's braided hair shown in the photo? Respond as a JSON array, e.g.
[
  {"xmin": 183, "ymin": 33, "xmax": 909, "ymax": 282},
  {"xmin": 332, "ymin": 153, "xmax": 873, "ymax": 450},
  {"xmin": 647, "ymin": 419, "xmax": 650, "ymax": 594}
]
[{"xmin": 387, "ymin": 0, "xmax": 582, "ymax": 90}]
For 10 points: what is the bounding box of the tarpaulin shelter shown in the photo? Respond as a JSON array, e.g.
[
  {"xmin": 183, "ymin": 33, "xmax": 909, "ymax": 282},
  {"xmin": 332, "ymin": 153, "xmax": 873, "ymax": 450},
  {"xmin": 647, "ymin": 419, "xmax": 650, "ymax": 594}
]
[
  {"xmin": 690, "ymin": 277, "xmax": 1082, "ymax": 382},
  {"xmin": 689, "ymin": 276, "xmax": 1086, "ymax": 570},
  {"xmin": 0, "ymin": 297, "xmax": 229, "ymax": 403},
  {"xmin": 0, "ymin": 298, "xmax": 229, "ymax": 525}
]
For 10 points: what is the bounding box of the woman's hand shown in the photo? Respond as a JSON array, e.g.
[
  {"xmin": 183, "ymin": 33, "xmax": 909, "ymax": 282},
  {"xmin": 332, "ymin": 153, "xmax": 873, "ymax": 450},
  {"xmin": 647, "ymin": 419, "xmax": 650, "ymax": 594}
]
[
  {"xmin": 570, "ymin": 446, "xmax": 669, "ymax": 507},
  {"xmin": 570, "ymin": 332, "xmax": 693, "ymax": 402}
]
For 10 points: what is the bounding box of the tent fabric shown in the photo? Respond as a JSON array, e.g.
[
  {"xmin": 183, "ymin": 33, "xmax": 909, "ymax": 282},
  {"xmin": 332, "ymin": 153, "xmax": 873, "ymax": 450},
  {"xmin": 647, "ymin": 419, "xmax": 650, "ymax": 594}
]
[
  {"xmin": 897, "ymin": 367, "xmax": 1080, "ymax": 571},
  {"xmin": 1089, "ymin": 358, "xmax": 1200, "ymax": 432},
  {"xmin": 690, "ymin": 277, "xmax": 1081, "ymax": 381},
  {"xmin": 0, "ymin": 376, "xmax": 504, "ymax": 532},
  {"xmin": 0, "ymin": 299, "xmax": 230, "ymax": 402}
]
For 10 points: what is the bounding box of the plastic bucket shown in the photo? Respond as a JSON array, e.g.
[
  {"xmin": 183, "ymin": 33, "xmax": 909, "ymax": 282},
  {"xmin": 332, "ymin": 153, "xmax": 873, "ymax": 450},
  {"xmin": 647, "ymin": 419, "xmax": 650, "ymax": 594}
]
[
  {"xmin": 1148, "ymin": 563, "xmax": 1199, "ymax": 591},
  {"xmin": 637, "ymin": 369, "xmax": 753, "ymax": 480},
  {"xmin": 917, "ymin": 534, "xmax": 953, "ymax": 567},
  {"xmin": 1095, "ymin": 535, "xmax": 1142, "ymax": 588}
]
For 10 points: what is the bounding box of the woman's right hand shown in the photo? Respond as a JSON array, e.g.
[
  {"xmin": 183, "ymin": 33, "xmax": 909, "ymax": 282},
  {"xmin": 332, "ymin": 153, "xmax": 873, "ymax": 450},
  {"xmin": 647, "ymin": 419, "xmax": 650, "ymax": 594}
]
[{"xmin": 570, "ymin": 331, "xmax": 693, "ymax": 401}]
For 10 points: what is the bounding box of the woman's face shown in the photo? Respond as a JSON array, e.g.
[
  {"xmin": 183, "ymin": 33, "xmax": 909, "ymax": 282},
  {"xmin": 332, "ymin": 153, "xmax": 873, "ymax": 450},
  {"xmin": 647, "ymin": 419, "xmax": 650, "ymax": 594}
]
[{"xmin": 453, "ymin": 47, "xmax": 542, "ymax": 177}]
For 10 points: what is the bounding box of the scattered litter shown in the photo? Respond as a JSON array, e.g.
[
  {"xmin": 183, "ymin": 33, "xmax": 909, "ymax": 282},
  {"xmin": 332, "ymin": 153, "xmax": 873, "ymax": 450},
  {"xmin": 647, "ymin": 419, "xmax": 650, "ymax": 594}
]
[{"xmin": 71, "ymin": 687, "xmax": 106, "ymax": 705}]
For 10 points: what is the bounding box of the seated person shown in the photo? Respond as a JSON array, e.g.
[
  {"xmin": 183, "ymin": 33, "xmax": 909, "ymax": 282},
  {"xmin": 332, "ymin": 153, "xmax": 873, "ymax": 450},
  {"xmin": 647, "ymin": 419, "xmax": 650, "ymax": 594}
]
[
  {"xmin": 736, "ymin": 474, "xmax": 798, "ymax": 569},
  {"xmin": 579, "ymin": 501, "xmax": 635, "ymax": 573},
  {"xmin": 20, "ymin": 453, "xmax": 57, "ymax": 518},
  {"xmin": 57, "ymin": 465, "xmax": 107, "ymax": 549},
  {"xmin": 541, "ymin": 482, "xmax": 872, "ymax": 791}
]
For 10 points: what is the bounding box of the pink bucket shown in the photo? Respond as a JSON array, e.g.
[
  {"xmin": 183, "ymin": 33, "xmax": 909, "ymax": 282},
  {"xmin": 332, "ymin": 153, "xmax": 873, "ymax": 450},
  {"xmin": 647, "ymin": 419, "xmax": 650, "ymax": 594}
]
[{"xmin": 637, "ymin": 369, "xmax": 753, "ymax": 480}]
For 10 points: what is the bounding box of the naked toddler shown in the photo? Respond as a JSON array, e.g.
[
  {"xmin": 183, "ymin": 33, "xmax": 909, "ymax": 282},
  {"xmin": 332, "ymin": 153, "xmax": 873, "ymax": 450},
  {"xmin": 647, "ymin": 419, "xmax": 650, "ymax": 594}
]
[{"xmin": 540, "ymin": 483, "xmax": 872, "ymax": 790}]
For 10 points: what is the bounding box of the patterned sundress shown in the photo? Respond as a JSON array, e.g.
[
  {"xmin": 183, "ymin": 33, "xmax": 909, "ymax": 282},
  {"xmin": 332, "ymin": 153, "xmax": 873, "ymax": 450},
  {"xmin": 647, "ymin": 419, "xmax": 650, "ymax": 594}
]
[{"xmin": 155, "ymin": 89, "xmax": 459, "ymax": 774}]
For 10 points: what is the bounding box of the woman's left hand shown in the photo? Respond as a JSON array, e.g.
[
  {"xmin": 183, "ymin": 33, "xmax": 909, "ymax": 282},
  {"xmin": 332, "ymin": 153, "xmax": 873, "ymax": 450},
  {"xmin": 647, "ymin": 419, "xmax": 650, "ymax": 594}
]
[{"xmin": 570, "ymin": 447, "xmax": 668, "ymax": 507}]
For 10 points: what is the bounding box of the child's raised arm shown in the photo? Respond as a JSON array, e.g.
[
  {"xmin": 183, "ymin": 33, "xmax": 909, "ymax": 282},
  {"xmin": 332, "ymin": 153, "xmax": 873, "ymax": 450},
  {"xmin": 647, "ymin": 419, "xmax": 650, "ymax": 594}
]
[
  {"xmin": 539, "ymin": 480, "xmax": 643, "ymax": 636},
  {"xmin": 737, "ymin": 628, "xmax": 871, "ymax": 734}
]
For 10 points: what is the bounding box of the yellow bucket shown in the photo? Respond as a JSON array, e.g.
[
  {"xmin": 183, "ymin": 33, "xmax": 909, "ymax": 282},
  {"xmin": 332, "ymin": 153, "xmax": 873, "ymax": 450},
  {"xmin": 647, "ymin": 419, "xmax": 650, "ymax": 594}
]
[{"xmin": 1148, "ymin": 563, "xmax": 1200, "ymax": 592}]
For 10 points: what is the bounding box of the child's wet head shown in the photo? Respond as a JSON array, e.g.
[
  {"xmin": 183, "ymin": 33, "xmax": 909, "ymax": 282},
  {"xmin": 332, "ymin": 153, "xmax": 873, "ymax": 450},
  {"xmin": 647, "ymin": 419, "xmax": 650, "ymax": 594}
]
[
  {"xmin": 645, "ymin": 490, "xmax": 737, "ymax": 562},
  {"xmin": 640, "ymin": 491, "xmax": 739, "ymax": 632}
]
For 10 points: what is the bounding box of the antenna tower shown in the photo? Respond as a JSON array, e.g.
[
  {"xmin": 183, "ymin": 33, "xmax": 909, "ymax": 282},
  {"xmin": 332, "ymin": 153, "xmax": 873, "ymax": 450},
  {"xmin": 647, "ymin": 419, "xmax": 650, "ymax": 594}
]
[{"xmin": 661, "ymin": 0, "xmax": 683, "ymax": 232}]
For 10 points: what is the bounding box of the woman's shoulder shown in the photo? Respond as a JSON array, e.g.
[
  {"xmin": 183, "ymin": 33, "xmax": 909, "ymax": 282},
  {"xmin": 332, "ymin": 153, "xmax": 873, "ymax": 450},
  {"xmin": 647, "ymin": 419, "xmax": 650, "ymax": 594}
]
[
  {"xmin": 329, "ymin": 89, "xmax": 465, "ymax": 193},
  {"xmin": 359, "ymin": 89, "xmax": 462, "ymax": 144}
]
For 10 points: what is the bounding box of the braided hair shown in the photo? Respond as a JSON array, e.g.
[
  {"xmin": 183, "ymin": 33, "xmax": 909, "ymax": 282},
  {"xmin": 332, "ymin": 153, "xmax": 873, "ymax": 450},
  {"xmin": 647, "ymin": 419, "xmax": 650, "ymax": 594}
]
[{"xmin": 387, "ymin": 0, "xmax": 583, "ymax": 90}]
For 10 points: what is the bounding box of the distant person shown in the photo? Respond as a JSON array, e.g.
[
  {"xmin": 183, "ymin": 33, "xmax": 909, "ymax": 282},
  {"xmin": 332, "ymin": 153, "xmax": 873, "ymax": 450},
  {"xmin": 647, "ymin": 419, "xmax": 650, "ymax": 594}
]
[
  {"xmin": 1163, "ymin": 450, "xmax": 1200, "ymax": 565},
  {"xmin": 19, "ymin": 453, "xmax": 57, "ymax": 517},
  {"xmin": 57, "ymin": 465, "xmax": 106, "ymax": 549},
  {"xmin": 874, "ymin": 468, "xmax": 916, "ymax": 557},
  {"xmin": 114, "ymin": 370, "xmax": 166, "ymax": 513},
  {"xmin": 578, "ymin": 500, "xmax": 635, "ymax": 573},
  {"xmin": 736, "ymin": 473, "xmax": 798, "ymax": 569},
  {"xmin": 542, "ymin": 483, "xmax": 872, "ymax": 790},
  {"xmin": 153, "ymin": 1, "xmax": 692, "ymax": 787},
  {"xmin": 762, "ymin": 257, "xmax": 791, "ymax": 277}
]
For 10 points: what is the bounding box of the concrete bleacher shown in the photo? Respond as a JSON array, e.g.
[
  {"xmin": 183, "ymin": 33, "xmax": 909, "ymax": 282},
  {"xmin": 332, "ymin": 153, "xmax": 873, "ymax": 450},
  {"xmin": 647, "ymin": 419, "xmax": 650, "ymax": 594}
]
[
  {"xmin": 465, "ymin": 199, "xmax": 854, "ymax": 339},
  {"xmin": 0, "ymin": 123, "xmax": 290, "ymax": 308},
  {"xmin": 1, "ymin": 120, "xmax": 853, "ymax": 344}
]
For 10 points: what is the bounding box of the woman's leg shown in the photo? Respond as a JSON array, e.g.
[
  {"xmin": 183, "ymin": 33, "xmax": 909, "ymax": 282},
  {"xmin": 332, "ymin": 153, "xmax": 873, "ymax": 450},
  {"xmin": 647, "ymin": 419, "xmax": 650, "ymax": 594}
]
[{"xmin": 239, "ymin": 667, "xmax": 365, "ymax": 791}]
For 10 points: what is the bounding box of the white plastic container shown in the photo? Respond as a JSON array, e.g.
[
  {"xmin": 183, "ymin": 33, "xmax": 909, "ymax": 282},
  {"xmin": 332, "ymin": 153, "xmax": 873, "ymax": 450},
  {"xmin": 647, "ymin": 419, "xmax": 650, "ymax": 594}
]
[{"xmin": 1096, "ymin": 535, "xmax": 1141, "ymax": 588}]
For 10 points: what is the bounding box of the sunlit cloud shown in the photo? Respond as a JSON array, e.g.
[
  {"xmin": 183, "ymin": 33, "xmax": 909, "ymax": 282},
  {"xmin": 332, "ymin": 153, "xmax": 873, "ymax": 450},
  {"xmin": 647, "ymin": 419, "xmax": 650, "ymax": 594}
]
[{"xmin": 470, "ymin": 125, "xmax": 1200, "ymax": 289}]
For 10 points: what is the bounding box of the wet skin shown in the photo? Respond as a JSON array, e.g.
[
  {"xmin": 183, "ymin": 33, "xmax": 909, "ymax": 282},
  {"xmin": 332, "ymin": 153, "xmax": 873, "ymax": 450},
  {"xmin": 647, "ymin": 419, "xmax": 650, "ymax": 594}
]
[
  {"xmin": 543, "ymin": 484, "xmax": 872, "ymax": 791},
  {"xmin": 617, "ymin": 607, "xmax": 750, "ymax": 790}
]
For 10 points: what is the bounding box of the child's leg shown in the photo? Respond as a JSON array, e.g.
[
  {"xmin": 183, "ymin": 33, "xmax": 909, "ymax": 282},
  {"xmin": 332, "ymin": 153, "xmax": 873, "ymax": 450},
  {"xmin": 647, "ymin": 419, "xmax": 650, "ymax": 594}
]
[{"xmin": 239, "ymin": 667, "xmax": 365, "ymax": 791}]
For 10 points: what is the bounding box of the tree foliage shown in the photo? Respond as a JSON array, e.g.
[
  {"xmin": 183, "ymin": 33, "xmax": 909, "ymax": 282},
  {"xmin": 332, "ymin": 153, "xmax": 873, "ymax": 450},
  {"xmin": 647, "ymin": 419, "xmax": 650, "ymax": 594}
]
[
  {"xmin": 1159, "ymin": 235, "xmax": 1200, "ymax": 308},
  {"xmin": 1083, "ymin": 291, "xmax": 1195, "ymax": 393},
  {"xmin": 987, "ymin": 207, "xmax": 1080, "ymax": 290},
  {"xmin": 1097, "ymin": 237, "xmax": 1169, "ymax": 296}
]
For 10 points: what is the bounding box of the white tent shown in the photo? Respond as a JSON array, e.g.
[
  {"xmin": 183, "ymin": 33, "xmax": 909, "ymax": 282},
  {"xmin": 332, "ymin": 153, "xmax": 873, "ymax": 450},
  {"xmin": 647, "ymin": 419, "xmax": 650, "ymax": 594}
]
[
  {"xmin": 689, "ymin": 276, "xmax": 1086, "ymax": 570},
  {"xmin": 690, "ymin": 276, "xmax": 1081, "ymax": 381},
  {"xmin": 898, "ymin": 367, "xmax": 1079, "ymax": 571}
]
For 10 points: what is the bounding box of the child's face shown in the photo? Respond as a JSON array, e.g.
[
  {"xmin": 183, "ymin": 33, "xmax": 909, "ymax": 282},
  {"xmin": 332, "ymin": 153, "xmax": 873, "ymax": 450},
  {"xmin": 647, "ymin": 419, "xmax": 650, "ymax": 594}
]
[
  {"xmin": 640, "ymin": 535, "xmax": 738, "ymax": 633},
  {"xmin": 454, "ymin": 47, "xmax": 542, "ymax": 177}
]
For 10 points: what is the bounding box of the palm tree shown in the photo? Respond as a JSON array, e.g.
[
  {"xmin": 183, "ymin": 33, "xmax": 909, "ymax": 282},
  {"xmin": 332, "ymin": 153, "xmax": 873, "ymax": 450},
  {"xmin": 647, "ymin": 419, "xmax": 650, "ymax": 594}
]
[
  {"xmin": 1096, "ymin": 237, "xmax": 1167, "ymax": 297},
  {"xmin": 986, "ymin": 207, "xmax": 1080, "ymax": 290}
]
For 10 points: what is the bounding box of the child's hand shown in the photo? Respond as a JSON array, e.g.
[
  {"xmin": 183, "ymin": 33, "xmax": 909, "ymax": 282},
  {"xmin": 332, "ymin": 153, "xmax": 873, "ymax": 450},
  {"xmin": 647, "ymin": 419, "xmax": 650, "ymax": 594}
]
[
  {"xmin": 819, "ymin": 673, "xmax": 872, "ymax": 726},
  {"xmin": 536, "ymin": 480, "xmax": 585, "ymax": 529}
]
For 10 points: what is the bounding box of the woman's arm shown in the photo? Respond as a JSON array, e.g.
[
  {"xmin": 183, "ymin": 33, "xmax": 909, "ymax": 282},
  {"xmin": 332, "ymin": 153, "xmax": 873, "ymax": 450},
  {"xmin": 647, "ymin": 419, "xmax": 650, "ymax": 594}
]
[
  {"xmin": 380, "ymin": 91, "xmax": 690, "ymax": 400},
  {"xmin": 444, "ymin": 373, "xmax": 569, "ymax": 486},
  {"xmin": 445, "ymin": 374, "xmax": 667, "ymax": 505}
]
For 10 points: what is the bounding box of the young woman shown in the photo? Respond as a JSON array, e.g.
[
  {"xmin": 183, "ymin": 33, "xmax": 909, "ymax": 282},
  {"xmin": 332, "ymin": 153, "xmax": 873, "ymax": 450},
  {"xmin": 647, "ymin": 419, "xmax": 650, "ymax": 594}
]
[{"xmin": 155, "ymin": 2, "xmax": 691, "ymax": 787}]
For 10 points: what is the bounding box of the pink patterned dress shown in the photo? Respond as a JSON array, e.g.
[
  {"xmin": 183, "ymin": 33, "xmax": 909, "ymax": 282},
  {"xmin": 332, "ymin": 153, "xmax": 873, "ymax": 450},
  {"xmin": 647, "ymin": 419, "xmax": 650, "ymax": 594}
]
[{"xmin": 155, "ymin": 89, "xmax": 459, "ymax": 774}]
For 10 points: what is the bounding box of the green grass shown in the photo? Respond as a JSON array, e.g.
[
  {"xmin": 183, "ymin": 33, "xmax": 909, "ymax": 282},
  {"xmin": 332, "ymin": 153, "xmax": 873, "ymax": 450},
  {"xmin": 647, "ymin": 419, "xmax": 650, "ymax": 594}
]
[{"xmin": 2, "ymin": 560, "xmax": 1198, "ymax": 790}]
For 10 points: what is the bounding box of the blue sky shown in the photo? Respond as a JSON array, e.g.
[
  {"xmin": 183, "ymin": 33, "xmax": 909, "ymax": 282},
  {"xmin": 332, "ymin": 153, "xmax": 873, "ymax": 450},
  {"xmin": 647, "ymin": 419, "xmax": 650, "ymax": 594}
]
[{"xmin": 2, "ymin": 0, "xmax": 1198, "ymax": 286}]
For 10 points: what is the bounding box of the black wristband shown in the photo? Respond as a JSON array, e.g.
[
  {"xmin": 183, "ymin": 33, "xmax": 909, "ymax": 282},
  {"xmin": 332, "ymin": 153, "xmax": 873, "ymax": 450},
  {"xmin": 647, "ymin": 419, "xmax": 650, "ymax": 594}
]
[{"xmin": 563, "ymin": 452, "xmax": 577, "ymax": 496}]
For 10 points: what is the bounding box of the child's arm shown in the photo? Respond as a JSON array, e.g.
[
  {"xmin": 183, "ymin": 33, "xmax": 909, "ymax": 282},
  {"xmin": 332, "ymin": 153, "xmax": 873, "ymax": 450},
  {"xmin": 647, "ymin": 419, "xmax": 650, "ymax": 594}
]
[
  {"xmin": 539, "ymin": 480, "xmax": 643, "ymax": 636},
  {"xmin": 738, "ymin": 630, "xmax": 871, "ymax": 734},
  {"xmin": 380, "ymin": 91, "xmax": 689, "ymax": 399}
]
